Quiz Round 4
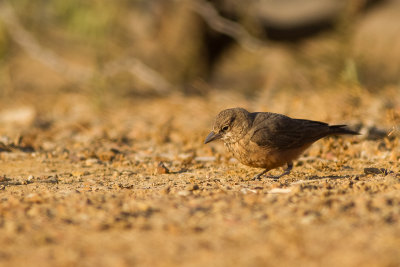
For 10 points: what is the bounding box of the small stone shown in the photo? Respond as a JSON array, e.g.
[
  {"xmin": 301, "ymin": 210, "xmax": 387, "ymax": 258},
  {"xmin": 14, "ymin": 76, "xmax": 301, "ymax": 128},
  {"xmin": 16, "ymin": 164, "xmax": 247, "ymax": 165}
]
[
  {"xmin": 187, "ymin": 184, "xmax": 200, "ymax": 191},
  {"xmin": 177, "ymin": 190, "xmax": 191, "ymax": 196},
  {"xmin": 229, "ymin": 158, "xmax": 238, "ymax": 163},
  {"xmin": 0, "ymin": 175, "xmax": 10, "ymax": 182},
  {"xmin": 26, "ymin": 193, "xmax": 43, "ymax": 203},
  {"xmin": 178, "ymin": 153, "xmax": 195, "ymax": 161},
  {"xmin": 85, "ymin": 158, "xmax": 100, "ymax": 166},
  {"xmin": 97, "ymin": 150, "xmax": 116, "ymax": 162},
  {"xmin": 162, "ymin": 186, "xmax": 171, "ymax": 195},
  {"xmin": 72, "ymin": 171, "xmax": 87, "ymax": 177},
  {"xmin": 26, "ymin": 175, "xmax": 35, "ymax": 183},
  {"xmin": 43, "ymin": 176, "xmax": 58, "ymax": 184},
  {"xmin": 156, "ymin": 162, "xmax": 170, "ymax": 174},
  {"xmin": 240, "ymin": 188, "xmax": 257, "ymax": 194},
  {"xmin": 194, "ymin": 156, "xmax": 216, "ymax": 162},
  {"xmin": 364, "ymin": 167, "xmax": 389, "ymax": 175},
  {"xmin": 268, "ymin": 188, "xmax": 292, "ymax": 194}
]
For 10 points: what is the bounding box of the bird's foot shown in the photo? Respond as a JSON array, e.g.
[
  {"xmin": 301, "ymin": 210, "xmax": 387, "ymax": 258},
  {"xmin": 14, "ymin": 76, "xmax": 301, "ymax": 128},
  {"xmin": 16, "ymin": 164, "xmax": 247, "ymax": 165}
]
[
  {"xmin": 251, "ymin": 169, "xmax": 268, "ymax": 180},
  {"xmin": 265, "ymin": 171, "xmax": 290, "ymax": 180},
  {"xmin": 252, "ymin": 162, "xmax": 293, "ymax": 180}
]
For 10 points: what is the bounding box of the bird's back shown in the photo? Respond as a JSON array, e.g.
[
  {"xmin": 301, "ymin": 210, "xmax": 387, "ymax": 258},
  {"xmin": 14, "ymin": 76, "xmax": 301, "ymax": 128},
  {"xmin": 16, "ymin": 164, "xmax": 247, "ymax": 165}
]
[{"xmin": 249, "ymin": 112, "xmax": 357, "ymax": 150}]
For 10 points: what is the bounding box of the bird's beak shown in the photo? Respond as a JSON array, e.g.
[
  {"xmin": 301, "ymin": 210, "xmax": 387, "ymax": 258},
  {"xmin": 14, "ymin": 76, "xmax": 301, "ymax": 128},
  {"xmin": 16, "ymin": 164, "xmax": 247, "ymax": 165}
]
[{"xmin": 204, "ymin": 131, "xmax": 222, "ymax": 144}]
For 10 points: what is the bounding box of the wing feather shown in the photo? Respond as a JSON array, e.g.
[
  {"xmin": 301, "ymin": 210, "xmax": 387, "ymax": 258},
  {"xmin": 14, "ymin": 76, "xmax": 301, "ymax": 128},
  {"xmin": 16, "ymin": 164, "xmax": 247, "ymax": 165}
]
[{"xmin": 250, "ymin": 113, "xmax": 331, "ymax": 149}]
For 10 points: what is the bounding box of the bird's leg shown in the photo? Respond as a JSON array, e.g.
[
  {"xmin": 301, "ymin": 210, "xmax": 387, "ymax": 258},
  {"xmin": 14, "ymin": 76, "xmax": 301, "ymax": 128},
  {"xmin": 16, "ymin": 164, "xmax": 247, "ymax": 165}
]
[
  {"xmin": 252, "ymin": 169, "xmax": 269, "ymax": 180},
  {"xmin": 251, "ymin": 162, "xmax": 293, "ymax": 180},
  {"xmin": 267, "ymin": 162, "xmax": 293, "ymax": 179}
]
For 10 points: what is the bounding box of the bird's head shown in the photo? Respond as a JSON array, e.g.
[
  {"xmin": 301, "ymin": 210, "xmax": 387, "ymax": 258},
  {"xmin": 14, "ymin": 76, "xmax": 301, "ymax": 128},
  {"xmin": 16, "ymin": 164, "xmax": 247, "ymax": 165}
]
[{"xmin": 204, "ymin": 108, "xmax": 251, "ymax": 144}]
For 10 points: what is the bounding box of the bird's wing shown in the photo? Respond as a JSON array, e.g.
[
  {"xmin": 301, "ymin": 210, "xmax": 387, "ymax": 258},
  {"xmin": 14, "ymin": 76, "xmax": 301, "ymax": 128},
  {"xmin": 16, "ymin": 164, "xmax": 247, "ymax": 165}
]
[{"xmin": 250, "ymin": 113, "xmax": 331, "ymax": 149}]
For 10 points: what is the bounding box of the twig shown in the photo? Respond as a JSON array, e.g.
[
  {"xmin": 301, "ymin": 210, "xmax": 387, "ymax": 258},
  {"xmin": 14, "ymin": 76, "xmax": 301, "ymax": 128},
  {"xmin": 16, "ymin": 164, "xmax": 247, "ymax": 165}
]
[
  {"xmin": 0, "ymin": 0, "xmax": 171, "ymax": 93},
  {"xmin": 0, "ymin": 1, "xmax": 92, "ymax": 82},
  {"xmin": 102, "ymin": 58, "xmax": 172, "ymax": 93},
  {"xmin": 187, "ymin": 0, "xmax": 266, "ymax": 52}
]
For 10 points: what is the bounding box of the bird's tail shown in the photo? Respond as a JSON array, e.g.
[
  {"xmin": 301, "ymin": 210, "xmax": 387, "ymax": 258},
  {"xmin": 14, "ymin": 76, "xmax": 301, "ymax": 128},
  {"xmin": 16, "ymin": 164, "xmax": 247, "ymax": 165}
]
[{"xmin": 329, "ymin": 125, "xmax": 360, "ymax": 135}]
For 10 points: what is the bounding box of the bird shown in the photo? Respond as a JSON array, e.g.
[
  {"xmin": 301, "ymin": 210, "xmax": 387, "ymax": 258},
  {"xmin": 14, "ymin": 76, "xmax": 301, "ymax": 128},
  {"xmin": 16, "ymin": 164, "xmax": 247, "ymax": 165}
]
[{"xmin": 204, "ymin": 107, "xmax": 359, "ymax": 180}]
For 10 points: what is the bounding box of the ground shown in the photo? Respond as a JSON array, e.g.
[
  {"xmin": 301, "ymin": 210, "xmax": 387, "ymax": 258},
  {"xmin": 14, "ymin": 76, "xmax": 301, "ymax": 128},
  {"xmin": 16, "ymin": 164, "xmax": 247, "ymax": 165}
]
[
  {"xmin": 1, "ymin": 1, "xmax": 400, "ymax": 266},
  {"xmin": 0, "ymin": 89, "xmax": 399, "ymax": 267}
]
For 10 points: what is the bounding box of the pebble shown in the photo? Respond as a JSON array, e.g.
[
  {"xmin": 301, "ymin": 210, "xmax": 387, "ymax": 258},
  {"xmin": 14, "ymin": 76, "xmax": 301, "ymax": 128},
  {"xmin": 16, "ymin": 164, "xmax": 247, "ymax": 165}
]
[
  {"xmin": 364, "ymin": 167, "xmax": 390, "ymax": 175},
  {"xmin": 162, "ymin": 186, "xmax": 171, "ymax": 195},
  {"xmin": 194, "ymin": 156, "xmax": 216, "ymax": 162},
  {"xmin": 97, "ymin": 151, "xmax": 116, "ymax": 162},
  {"xmin": 72, "ymin": 171, "xmax": 90, "ymax": 177},
  {"xmin": 177, "ymin": 190, "xmax": 191, "ymax": 196},
  {"xmin": 187, "ymin": 184, "xmax": 200, "ymax": 191},
  {"xmin": 268, "ymin": 188, "xmax": 292, "ymax": 194},
  {"xmin": 0, "ymin": 175, "xmax": 10, "ymax": 182},
  {"xmin": 241, "ymin": 188, "xmax": 257, "ymax": 194},
  {"xmin": 156, "ymin": 162, "xmax": 170, "ymax": 174},
  {"xmin": 43, "ymin": 176, "xmax": 58, "ymax": 184},
  {"xmin": 85, "ymin": 158, "xmax": 100, "ymax": 166},
  {"xmin": 25, "ymin": 193, "xmax": 43, "ymax": 203}
]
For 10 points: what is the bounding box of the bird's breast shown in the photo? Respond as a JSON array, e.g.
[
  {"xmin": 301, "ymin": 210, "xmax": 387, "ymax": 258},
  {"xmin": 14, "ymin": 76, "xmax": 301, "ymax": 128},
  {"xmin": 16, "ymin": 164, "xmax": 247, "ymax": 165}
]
[
  {"xmin": 224, "ymin": 138, "xmax": 308, "ymax": 170},
  {"xmin": 224, "ymin": 138, "xmax": 276, "ymax": 168}
]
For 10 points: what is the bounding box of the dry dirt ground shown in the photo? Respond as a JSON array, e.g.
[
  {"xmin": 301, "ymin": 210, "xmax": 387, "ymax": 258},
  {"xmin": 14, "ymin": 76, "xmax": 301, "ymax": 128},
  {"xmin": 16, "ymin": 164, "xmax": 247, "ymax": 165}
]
[{"xmin": 0, "ymin": 89, "xmax": 400, "ymax": 267}]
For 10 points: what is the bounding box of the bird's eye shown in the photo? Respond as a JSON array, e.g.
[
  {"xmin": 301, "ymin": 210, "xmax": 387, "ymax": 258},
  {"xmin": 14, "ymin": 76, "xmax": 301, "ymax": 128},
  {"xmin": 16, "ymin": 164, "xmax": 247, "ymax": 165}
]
[{"xmin": 221, "ymin": 125, "xmax": 229, "ymax": 132}]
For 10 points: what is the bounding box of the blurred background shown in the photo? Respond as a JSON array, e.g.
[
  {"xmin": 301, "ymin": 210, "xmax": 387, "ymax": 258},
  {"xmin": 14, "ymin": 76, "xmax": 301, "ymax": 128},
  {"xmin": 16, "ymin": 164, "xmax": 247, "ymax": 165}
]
[
  {"xmin": 1, "ymin": 0, "xmax": 399, "ymax": 94},
  {"xmin": 0, "ymin": 0, "xmax": 399, "ymax": 137},
  {"xmin": 1, "ymin": 2, "xmax": 400, "ymax": 266}
]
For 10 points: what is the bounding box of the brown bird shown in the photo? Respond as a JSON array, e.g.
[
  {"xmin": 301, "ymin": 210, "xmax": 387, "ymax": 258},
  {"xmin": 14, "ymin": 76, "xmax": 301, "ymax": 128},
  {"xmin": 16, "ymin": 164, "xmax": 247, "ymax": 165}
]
[{"xmin": 204, "ymin": 108, "xmax": 359, "ymax": 179}]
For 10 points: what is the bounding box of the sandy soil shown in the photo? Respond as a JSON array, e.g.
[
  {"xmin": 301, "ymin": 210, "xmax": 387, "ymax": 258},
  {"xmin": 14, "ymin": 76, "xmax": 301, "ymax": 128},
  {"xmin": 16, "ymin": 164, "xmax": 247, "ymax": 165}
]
[{"xmin": 0, "ymin": 89, "xmax": 399, "ymax": 267}]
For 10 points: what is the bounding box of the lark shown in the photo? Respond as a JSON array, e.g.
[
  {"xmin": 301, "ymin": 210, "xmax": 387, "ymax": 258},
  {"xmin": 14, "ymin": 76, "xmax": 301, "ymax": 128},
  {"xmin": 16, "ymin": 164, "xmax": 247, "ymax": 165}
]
[{"xmin": 205, "ymin": 108, "xmax": 359, "ymax": 179}]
